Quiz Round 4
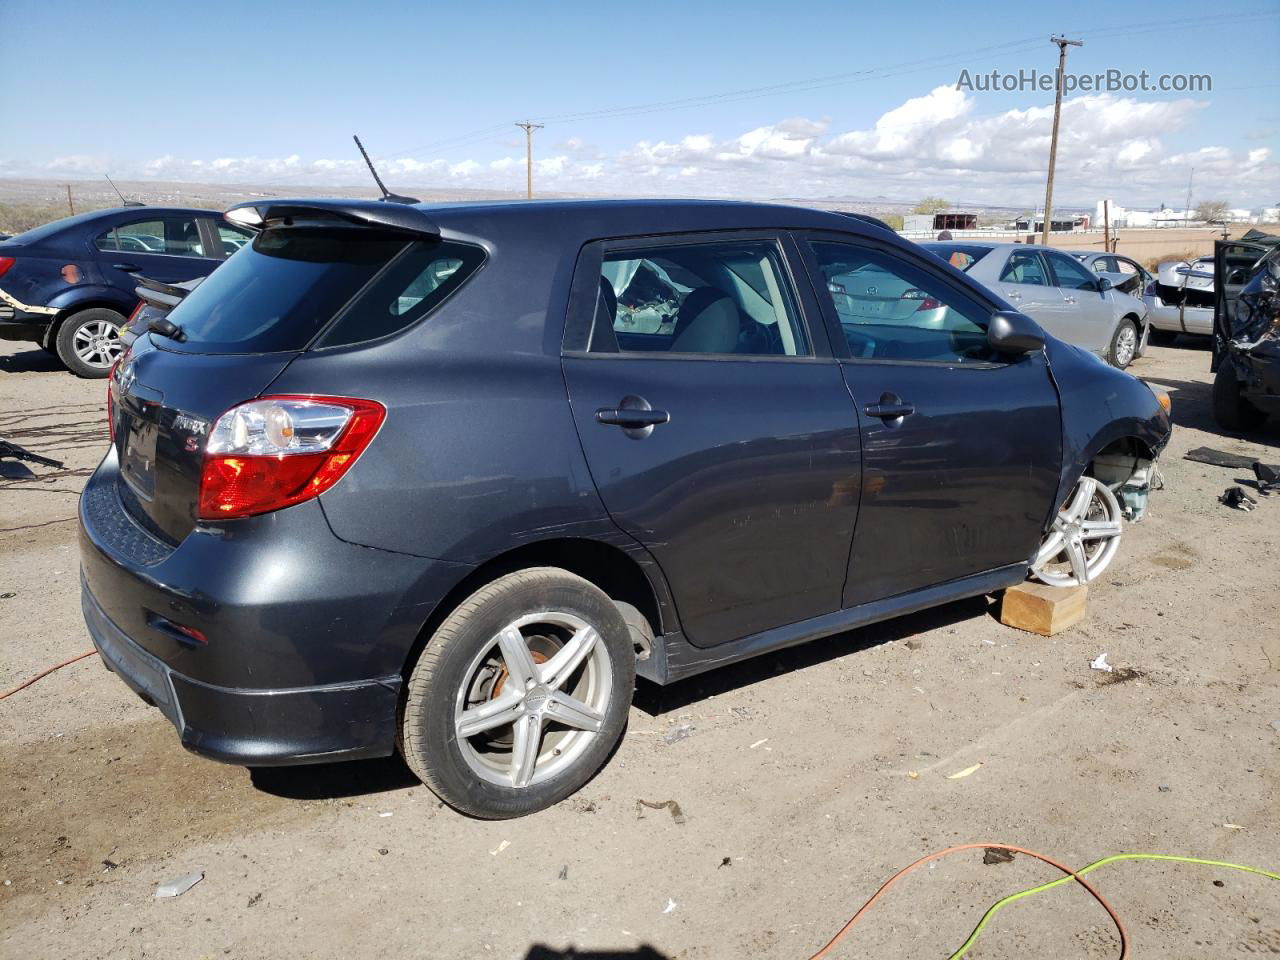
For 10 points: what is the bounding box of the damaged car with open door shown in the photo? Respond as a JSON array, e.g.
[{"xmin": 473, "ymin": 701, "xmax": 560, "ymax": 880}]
[
  {"xmin": 1212, "ymin": 230, "xmax": 1280, "ymax": 431},
  {"xmin": 80, "ymin": 198, "xmax": 1171, "ymax": 819},
  {"xmin": 1147, "ymin": 255, "xmax": 1215, "ymax": 343}
]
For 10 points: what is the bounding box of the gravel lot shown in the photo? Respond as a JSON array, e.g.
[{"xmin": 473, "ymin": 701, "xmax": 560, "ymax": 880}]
[{"xmin": 1, "ymin": 336, "xmax": 1277, "ymax": 959}]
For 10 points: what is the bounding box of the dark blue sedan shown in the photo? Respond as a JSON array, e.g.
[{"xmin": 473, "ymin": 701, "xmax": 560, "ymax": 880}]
[{"xmin": 0, "ymin": 206, "xmax": 253, "ymax": 377}]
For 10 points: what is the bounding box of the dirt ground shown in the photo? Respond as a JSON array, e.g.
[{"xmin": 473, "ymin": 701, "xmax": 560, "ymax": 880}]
[{"xmin": 1, "ymin": 336, "xmax": 1277, "ymax": 960}]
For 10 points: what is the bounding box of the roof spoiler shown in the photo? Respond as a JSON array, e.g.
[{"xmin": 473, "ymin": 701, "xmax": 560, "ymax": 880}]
[{"xmin": 225, "ymin": 198, "xmax": 439, "ymax": 237}]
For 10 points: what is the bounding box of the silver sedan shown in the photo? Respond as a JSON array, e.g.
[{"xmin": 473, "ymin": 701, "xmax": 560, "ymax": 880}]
[{"xmin": 923, "ymin": 242, "xmax": 1150, "ymax": 369}]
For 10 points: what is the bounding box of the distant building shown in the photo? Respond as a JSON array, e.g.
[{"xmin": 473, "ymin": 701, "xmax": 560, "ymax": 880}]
[
  {"xmin": 903, "ymin": 212, "xmax": 978, "ymax": 232},
  {"xmin": 1013, "ymin": 214, "xmax": 1088, "ymax": 233}
]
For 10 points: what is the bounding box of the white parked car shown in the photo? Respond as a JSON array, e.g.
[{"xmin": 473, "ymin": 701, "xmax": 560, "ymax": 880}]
[
  {"xmin": 924, "ymin": 242, "xmax": 1150, "ymax": 368},
  {"xmin": 1146, "ymin": 256, "xmax": 1214, "ymax": 341}
]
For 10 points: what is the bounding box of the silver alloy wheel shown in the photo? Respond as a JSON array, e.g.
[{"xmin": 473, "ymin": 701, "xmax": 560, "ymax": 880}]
[
  {"xmin": 1031, "ymin": 476, "xmax": 1124, "ymax": 587},
  {"xmin": 72, "ymin": 318, "xmax": 124, "ymax": 369},
  {"xmin": 453, "ymin": 611, "xmax": 612, "ymax": 789},
  {"xmin": 1114, "ymin": 324, "xmax": 1137, "ymax": 367}
]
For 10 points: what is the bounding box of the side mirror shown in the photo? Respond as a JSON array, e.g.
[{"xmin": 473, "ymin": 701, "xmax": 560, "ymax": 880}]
[
  {"xmin": 988, "ymin": 310, "xmax": 1045, "ymax": 355},
  {"xmin": 1097, "ymin": 276, "xmax": 1113, "ymax": 292}
]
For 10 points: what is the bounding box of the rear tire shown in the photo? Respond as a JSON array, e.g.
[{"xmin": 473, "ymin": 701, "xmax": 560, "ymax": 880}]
[
  {"xmin": 1212, "ymin": 364, "xmax": 1267, "ymax": 432},
  {"xmin": 1108, "ymin": 318, "xmax": 1138, "ymax": 369},
  {"xmin": 400, "ymin": 567, "xmax": 635, "ymax": 819},
  {"xmin": 55, "ymin": 308, "xmax": 126, "ymax": 378}
]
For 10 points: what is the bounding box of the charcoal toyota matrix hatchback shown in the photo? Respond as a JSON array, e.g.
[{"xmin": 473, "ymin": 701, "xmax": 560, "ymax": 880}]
[{"xmin": 80, "ymin": 198, "xmax": 1171, "ymax": 818}]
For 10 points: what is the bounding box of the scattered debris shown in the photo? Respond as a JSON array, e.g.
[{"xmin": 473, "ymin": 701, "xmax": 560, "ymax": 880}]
[
  {"xmin": 946, "ymin": 762, "xmax": 983, "ymax": 780},
  {"xmin": 718, "ymin": 856, "xmax": 732, "ymax": 868},
  {"xmin": 1223, "ymin": 823, "xmax": 1245, "ymax": 830},
  {"xmin": 663, "ymin": 723, "xmax": 694, "ymax": 745},
  {"xmin": 1090, "ymin": 652, "xmax": 1113, "ymax": 673},
  {"xmin": 247, "ymin": 892, "xmax": 262, "ymax": 907},
  {"xmin": 557, "ymin": 865, "xmax": 568, "ymax": 880},
  {"xmin": 983, "ymin": 848, "xmax": 1016, "ymax": 865},
  {"xmin": 748, "ymin": 738, "xmax": 769, "ymax": 750},
  {"xmin": 101, "ymin": 859, "xmax": 120, "ymax": 872},
  {"xmin": 905, "ymin": 637, "xmax": 924, "ymax": 651},
  {"xmin": 378, "ymin": 848, "xmax": 389, "ymax": 856},
  {"xmin": 154, "ymin": 871, "xmax": 203, "ymax": 899},
  {"xmin": 637, "ymin": 799, "xmax": 686, "ymax": 825},
  {"xmin": 0, "ymin": 438, "xmax": 64, "ymax": 469},
  {"xmin": 1220, "ymin": 487, "xmax": 1257, "ymax": 511},
  {"xmin": 1270, "ymin": 720, "xmax": 1280, "ymax": 734},
  {"xmin": 1254, "ymin": 461, "xmax": 1280, "ymax": 494},
  {"xmin": 908, "ymin": 771, "xmax": 919, "ymax": 780},
  {"xmin": 0, "ymin": 592, "xmax": 15, "ymax": 600},
  {"xmin": 1158, "ymin": 785, "xmax": 1172, "ymax": 793},
  {"xmin": 662, "ymin": 898, "xmax": 678, "ymax": 914},
  {"xmin": 730, "ymin": 706, "xmax": 753, "ymax": 719},
  {"xmin": 1184, "ymin": 447, "xmax": 1256, "ymax": 470},
  {"xmin": 378, "ymin": 811, "xmax": 393, "ymax": 818},
  {"xmin": 1213, "ymin": 879, "xmax": 1225, "ymax": 887},
  {"xmin": 490, "ymin": 840, "xmax": 511, "ymax": 855}
]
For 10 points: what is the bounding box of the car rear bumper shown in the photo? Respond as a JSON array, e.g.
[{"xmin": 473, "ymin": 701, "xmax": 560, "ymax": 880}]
[
  {"xmin": 78, "ymin": 449, "xmax": 472, "ymax": 766},
  {"xmin": 82, "ymin": 575, "xmax": 400, "ymax": 764}
]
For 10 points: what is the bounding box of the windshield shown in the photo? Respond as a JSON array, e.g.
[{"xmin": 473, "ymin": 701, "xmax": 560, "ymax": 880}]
[
  {"xmin": 921, "ymin": 243, "xmax": 993, "ymax": 272},
  {"xmin": 161, "ymin": 227, "xmax": 482, "ymax": 353}
]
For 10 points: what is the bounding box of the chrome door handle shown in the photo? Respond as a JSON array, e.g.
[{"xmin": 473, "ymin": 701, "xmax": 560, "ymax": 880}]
[
  {"xmin": 1063, "ymin": 296, "xmax": 1077, "ymax": 304},
  {"xmin": 1005, "ymin": 290, "xmax": 1022, "ymax": 300}
]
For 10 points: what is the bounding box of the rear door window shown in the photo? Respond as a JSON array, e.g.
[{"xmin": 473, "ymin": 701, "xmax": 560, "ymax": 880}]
[
  {"xmin": 999, "ymin": 250, "xmax": 1051, "ymax": 286},
  {"xmin": 598, "ymin": 239, "xmax": 809, "ymax": 357},
  {"xmin": 161, "ymin": 227, "xmax": 482, "ymax": 354},
  {"xmin": 95, "ymin": 217, "xmax": 208, "ymax": 257}
]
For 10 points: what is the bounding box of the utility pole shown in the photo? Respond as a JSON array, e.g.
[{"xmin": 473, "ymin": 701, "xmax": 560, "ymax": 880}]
[
  {"xmin": 515, "ymin": 121, "xmax": 544, "ymax": 199},
  {"xmin": 65, "ymin": 184, "xmax": 74, "ymax": 216},
  {"xmin": 1103, "ymin": 199, "xmax": 1111, "ymax": 254},
  {"xmin": 1183, "ymin": 167, "xmax": 1195, "ymax": 225},
  {"xmin": 1041, "ymin": 35, "xmax": 1083, "ymax": 246}
]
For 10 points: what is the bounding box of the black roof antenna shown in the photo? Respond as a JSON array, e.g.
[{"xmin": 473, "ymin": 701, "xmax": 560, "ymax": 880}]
[
  {"xmin": 105, "ymin": 174, "xmax": 145, "ymax": 207},
  {"xmin": 353, "ymin": 135, "xmax": 419, "ymax": 205}
]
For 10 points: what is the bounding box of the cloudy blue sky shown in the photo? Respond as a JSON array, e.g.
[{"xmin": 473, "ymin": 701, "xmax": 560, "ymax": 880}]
[{"xmin": 2, "ymin": 0, "xmax": 1277, "ymax": 208}]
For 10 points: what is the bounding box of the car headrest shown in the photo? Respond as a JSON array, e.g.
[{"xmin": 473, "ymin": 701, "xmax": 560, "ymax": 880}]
[{"xmin": 672, "ymin": 289, "xmax": 739, "ymax": 354}]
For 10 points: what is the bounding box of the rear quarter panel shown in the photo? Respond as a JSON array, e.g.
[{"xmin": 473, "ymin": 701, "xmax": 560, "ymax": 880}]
[{"xmin": 270, "ymin": 223, "xmax": 619, "ymax": 564}]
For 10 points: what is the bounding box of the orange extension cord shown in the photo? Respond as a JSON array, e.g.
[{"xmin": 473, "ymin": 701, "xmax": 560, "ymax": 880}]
[
  {"xmin": 0, "ymin": 650, "xmax": 97, "ymax": 700},
  {"xmin": 804, "ymin": 843, "xmax": 1128, "ymax": 960}
]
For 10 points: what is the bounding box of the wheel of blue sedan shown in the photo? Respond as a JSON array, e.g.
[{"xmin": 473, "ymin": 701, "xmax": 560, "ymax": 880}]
[
  {"xmin": 400, "ymin": 567, "xmax": 635, "ymax": 819},
  {"xmin": 1031, "ymin": 476, "xmax": 1124, "ymax": 588}
]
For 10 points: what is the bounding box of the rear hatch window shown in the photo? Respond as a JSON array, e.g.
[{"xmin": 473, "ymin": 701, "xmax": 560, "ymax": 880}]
[
  {"xmin": 922, "ymin": 243, "xmax": 992, "ymax": 272},
  {"xmin": 160, "ymin": 226, "xmax": 484, "ymax": 353}
]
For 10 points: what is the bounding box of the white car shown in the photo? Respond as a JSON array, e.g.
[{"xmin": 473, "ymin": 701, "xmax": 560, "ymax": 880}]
[
  {"xmin": 1146, "ymin": 257, "xmax": 1214, "ymax": 341},
  {"xmin": 924, "ymin": 242, "xmax": 1150, "ymax": 368}
]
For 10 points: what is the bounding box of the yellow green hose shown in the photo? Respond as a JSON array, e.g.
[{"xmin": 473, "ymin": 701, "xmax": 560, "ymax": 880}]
[{"xmin": 949, "ymin": 853, "xmax": 1280, "ymax": 960}]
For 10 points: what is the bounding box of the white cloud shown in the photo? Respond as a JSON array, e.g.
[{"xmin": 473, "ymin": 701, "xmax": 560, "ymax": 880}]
[{"xmin": 10, "ymin": 85, "xmax": 1277, "ymax": 208}]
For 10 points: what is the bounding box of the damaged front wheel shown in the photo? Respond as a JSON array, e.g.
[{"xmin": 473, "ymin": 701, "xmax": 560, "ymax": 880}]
[{"xmin": 1031, "ymin": 476, "xmax": 1123, "ymax": 588}]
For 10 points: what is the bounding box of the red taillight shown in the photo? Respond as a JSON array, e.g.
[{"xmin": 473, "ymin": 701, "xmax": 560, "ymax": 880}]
[
  {"xmin": 196, "ymin": 396, "xmax": 385, "ymax": 520},
  {"xmin": 902, "ymin": 288, "xmax": 943, "ymax": 312},
  {"xmin": 1143, "ymin": 281, "xmax": 1157, "ymax": 298},
  {"xmin": 0, "ymin": 256, "xmax": 14, "ymax": 278}
]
